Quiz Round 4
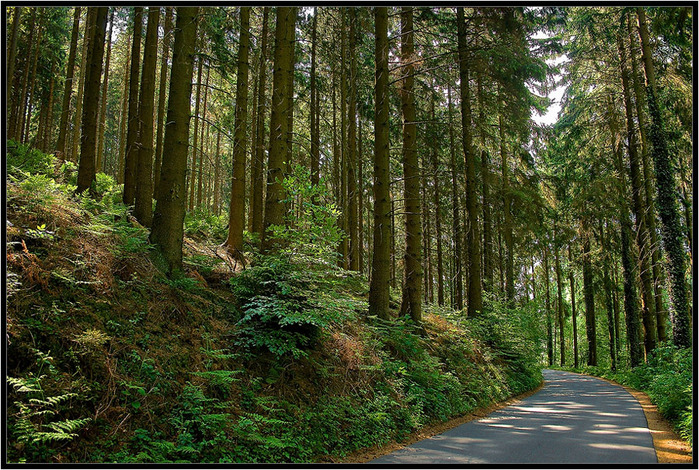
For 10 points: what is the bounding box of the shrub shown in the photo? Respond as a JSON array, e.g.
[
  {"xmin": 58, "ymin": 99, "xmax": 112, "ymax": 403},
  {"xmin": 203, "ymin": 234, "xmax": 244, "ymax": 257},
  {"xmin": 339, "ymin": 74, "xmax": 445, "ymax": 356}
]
[{"xmin": 6, "ymin": 140, "xmax": 56, "ymax": 179}]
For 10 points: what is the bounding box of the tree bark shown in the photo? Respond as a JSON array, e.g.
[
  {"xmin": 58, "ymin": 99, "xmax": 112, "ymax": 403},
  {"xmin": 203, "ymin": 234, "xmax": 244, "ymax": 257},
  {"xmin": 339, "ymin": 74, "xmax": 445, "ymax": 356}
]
[
  {"xmin": 154, "ymin": 6, "xmax": 174, "ymax": 200},
  {"xmin": 261, "ymin": 7, "xmax": 296, "ymax": 252},
  {"xmin": 188, "ymin": 56, "xmax": 203, "ymax": 211},
  {"xmin": 456, "ymin": 7, "xmax": 482, "ymax": 316},
  {"xmin": 447, "ymin": 83, "xmax": 463, "ymax": 310},
  {"xmin": 96, "ymin": 10, "xmax": 113, "ymax": 174},
  {"xmin": 368, "ymin": 7, "xmax": 392, "ymax": 320},
  {"xmin": 568, "ymin": 245, "xmax": 579, "ymax": 368},
  {"xmin": 348, "ymin": 8, "xmax": 360, "ymax": 272},
  {"xmin": 56, "ymin": 7, "xmax": 80, "ymax": 156},
  {"xmin": 123, "ymin": 7, "xmax": 143, "ymax": 205},
  {"xmin": 6, "ymin": 6, "xmax": 23, "ymax": 131},
  {"xmin": 637, "ymin": 7, "xmax": 691, "ymax": 349},
  {"xmin": 76, "ymin": 7, "xmax": 108, "ymax": 194},
  {"xmin": 134, "ymin": 7, "xmax": 160, "ymax": 226},
  {"xmin": 71, "ymin": 8, "xmax": 93, "ymax": 161},
  {"xmin": 618, "ymin": 29, "xmax": 657, "ymax": 355},
  {"xmin": 117, "ymin": 33, "xmax": 131, "ymax": 183},
  {"xmin": 225, "ymin": 6, "xmax": 251, "ymax": 260},
  {"xmin": 250, "ymin": 7, "xmax": 270, "ymax": 237},
  {"xmin": 543, "ymin": 243, "xmax": 553, "ymax": 366},
  {"xmin": 150, "ymin": 7, "xmax": 199, "ymax": 275},
  {"xmin": 554, "ymin": 238, "xmax": 565, "ymax": 366}
]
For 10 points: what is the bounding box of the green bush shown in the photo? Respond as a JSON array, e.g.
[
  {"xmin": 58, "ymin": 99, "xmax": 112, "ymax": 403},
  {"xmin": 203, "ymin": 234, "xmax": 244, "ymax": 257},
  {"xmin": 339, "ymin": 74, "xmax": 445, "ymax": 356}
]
[
  {"xmin": 230, "ymin": 165, "xmax": 359, "ymax": 359},
  {"xmin": 7, "ymin": 140, "xmax": 56, "ymax": 179}
]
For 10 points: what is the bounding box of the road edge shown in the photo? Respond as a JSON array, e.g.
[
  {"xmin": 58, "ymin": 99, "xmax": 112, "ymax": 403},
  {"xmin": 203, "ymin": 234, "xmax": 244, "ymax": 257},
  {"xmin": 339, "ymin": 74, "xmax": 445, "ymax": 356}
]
[
  {"xmin": 595, "ymin": 375, "xmax": 693, "ymax": 464},
  {"xmin": 328, "ymin": 378, "xmax": 546, "ymax": 464}
]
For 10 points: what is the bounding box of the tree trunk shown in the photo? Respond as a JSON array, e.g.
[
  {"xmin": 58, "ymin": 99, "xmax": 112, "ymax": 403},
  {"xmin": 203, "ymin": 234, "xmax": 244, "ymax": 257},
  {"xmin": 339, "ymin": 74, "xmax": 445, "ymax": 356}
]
[
  {"xmin": 447, "ymin": 83, "xmax": 463, "ymax": 310},
  {"xmin": 150, "ymin": 7, "xmax": 199, "ymax": 275},
  {"xmin": 637, "ymin": 8, "xmax": 691, "ymax": 349},
  {"xmin": 543, "ymin": 243, "xmax": 553, "ymax": 366},
  {"xmin": 249, "ymin": 7, "xmax": 270, "ymax": 237},
  {"xmin": 225, "ymin": 6, "xmax": 251, "ymax": 260},
  {"xmin": 618, "ymin": 29, "xmax": 657, "ymax": 355},
  {"xmin": 398, "ymin": 7, "xmax": 422, "ymax": 322},
  {"xmin": 609, "ymin": 98, "xmax": 644, "ymax": 366},
  {"xmin": 213, "ymin": 130, "xmax": 222, "ymax": 216},
  {"xmin": 15, "ymin": 8, "xmax": 36, "ymax": 142},
  {"xmin": 76, "ymin": 7, "xmax": 108, "ymax": 194},
  {"xmin": 133, "ymin": 7, "xmax": 160, "ymax": 226},
  {"xmin": 6, "ymin": 6, "xmax": 23, "ymax": 130},
  {"xmin": 554, "ymin": 238, "xmax": 565, "ymax": 366},
  {"xmin": 568, "ymin": 245, "xmax": 579, "ymax": 368},
  {"xmin": 431, "ymin": 92, "xmax": 444, "ymax": 306},
  {"xmin": 310, "ymin": 7, "xmax": 319, "ymax": 187},
  {"xmin": 196, "ymin": 64, "xmax": 211, "ymax": 210},
  {"xmin": 56, "ymin": 6, "xmax": 80, "ymax": 156},
  {"xmin": 261, "ymin": 7, "xmax": 296, "ymax": 252},
  {"xmin": 117, "ymin": 33, "xmax": 132, "ymax": 183},
  {"xmin": 188, "ymin": 56, "xmax": 203, "ymax": 211},
  {"xmin": 348, "ymin": 8, "xmax": 360, "ymax": 272},
  {"xmin": 368, "ymin": 7, "xmax": 392, "ymax": 321},
  {"xmin": 71, "ymin": 8, "xmax": 93, "ymax": 161},
  {"xmin": 96, "ymin": 10, "xmax": 113, "ymax": 174},
  {"xmin": 22, "ymin": 16, "xmax": 42, "ymax": 144},
  {"xmin": 600, "ymin": 221, "xmax": 617, "ymax": 371},
  {"xmin": 499, "ymin": 103, "xmax": 515, "ymax": 305},
  {"xmin": 581, "ymin": 218, "xmax": 597, "ymax": 366},
  {"xmin": 456, "ymin": 7, "xmax": 482, "ymax": 316},
  {"xmin": 154, "ymin": 6, "xmax": 174, "ymax": 199},
  {"xmin": 123, "ymin": 7, "xmax": 143, "ymax": 205},
  {"xmin": 627, "ymin": 15, "xmax": 668, "ymax": 343}
]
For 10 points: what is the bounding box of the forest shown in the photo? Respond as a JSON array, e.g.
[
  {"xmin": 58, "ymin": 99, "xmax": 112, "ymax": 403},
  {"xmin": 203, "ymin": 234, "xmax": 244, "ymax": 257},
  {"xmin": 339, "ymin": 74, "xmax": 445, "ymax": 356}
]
[{"xmin": 4, "ymin": 5, "xmax": 693, "ymax": 463}]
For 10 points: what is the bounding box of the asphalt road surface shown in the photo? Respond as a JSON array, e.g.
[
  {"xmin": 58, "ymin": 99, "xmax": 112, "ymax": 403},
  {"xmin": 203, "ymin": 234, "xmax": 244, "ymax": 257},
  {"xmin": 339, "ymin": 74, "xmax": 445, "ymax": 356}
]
[{"xmin": 371, "ymin": 369, "xmax": 657, "ymax": 464}]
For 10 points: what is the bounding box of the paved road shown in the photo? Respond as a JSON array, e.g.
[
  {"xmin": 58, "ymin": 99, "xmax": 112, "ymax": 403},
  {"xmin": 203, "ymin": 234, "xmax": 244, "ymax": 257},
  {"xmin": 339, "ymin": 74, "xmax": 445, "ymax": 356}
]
[{"xmin": 371, "ymin": 369, "xmax": 657, "ymax": 464}]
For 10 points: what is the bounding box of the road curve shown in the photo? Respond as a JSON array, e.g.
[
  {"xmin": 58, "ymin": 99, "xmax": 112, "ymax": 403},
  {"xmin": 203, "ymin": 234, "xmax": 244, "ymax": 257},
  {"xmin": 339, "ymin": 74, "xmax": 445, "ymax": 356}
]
[{"xmin": 371, "ymin": 369, "xmax": 657, "ymax": 464}]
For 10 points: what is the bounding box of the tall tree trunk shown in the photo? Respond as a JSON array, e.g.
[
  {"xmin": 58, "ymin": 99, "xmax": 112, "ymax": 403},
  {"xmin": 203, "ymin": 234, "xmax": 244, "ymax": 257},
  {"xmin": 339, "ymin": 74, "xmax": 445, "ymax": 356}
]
[
  {"xmin": 627, "ymin": 16, "xmax": 668, "ymax": 343},
  {"xmin": 225, "ymin": 6, "xmax": 251, "ymax": 260},
  {"xmin": 600, "ymin": 221, "xmax": 617, "ymax": 371},
  {"xmin": 637, "ymin": 8, "xmax": 691, "ymax": 349},
  {"xmin": 153, "ymin": 6, "xmax": 174, "ymax": 199},
  {"xmin": 96, "ymin": 10, "xmax": 113, "ymax": 174},
  {"xmin": 134, "ymin": 7, "xmax": 160, "ymax": 226},
  {"xmin": 610, "ymin": 98, "xmax": 644, "ymax": 366},
  {"xmin": 348, "ymin": 8, "xmax": 360, "ymax": 272},
  {"xmin": 568, "ymin": 245, "xmax": 579, "ymax": 369},
  {"xmin": 309, "ymin": 7, "xmax": 320, "ymax": 187},
  {"xmin": 123, "ymin": 7, "xmax": 143, "ymax": 205},
  {"xmin": 499, "ymin": 103, "xmax": 515, "ymax": 305},
  {"xmin": 6, "ymin": 6, "xmax": 23, "ymax": 130},
  {"xmin": 15, "ymin": 8, "xmax": 36, "ymax": 142},
  {"xmin": 188, "ymin": 56, "xmax": 203, "ymax": 211},
  {"xmin": 22, "ymin": 17, "xmax": 43, "ymax": 144},
  {"xmin": 554, "ymin": 238, "xmax": 565, "ymax": 366},
  {"xmin": 261, "ymin": 7, "xmax": 296, "ymax": 252},
  {"xmin": 250, "ymin": 7, "xmax": 270, "ymax": 236},
  {"xmin": 76, "ymin": 7, "xmax": 108, "ymax": 194},
  {"xmin": 581, "ymin": 217, "xmax": 597, "ymax": 366},
  {"xmin": 456, "ymin": 7, "xmax": 482, "ymax": 316},
  {"xmin": 117, "ymin": 33, "xmax": 132, "ymax": 183},
  {"xmin": 398, "ymin": 7, "xmax": 422, "ymax": 322},
  {"xmin": 196, "ymin": 64, "xmax": 211, "ymax": 210},
  {"xmin": 431, "ymin": 93, "xmax": 445, "ymax": 306},
  {"xmin": 150, "ymin": 7, "xmax": 199, "ymax": 275},
  {"xmin": 618, "ymin": 29, "xmax": 657, "ymax": 355},
  {"xmin": 55, "ymin": 7, "xmax": 80, "ymax": 156},
  {"xmin": 368, "ymin": 7, "xmax": 392, "ymax": 321},
  {"xmin": 339, "ymin": 11, "xmax": 349, "ymax": 268},
  {"xmin": 543, "ymin": 243, "xmax": 553, "ymax": 366},
  {"xmin": 72, "ymin": 8, "xmax": 93, "ymax": 161},
  {"xmin": 447, "ymin": 83, "xmax": 463, "ymax": 310},
  {"xmin": 42, "ymin": 69, "xmax": 56, "ymax": 151},
  {"xmin": 213, "ymin": 130, "xmax": 222, "ymax": 215}
]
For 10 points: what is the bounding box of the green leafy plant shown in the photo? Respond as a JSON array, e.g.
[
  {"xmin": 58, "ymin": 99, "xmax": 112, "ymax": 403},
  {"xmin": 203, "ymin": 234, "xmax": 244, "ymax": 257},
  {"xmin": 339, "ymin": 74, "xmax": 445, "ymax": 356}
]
[
  {"xmin": 7, "ymin": 350, "xmax": 91, "ymax": 463},
  {"xmin": 6, "ymin": 139, "xmax": 56, "ymax": 179},
  {"xmin": 231, "ymin": 165, "xmax": 359, "ymax": 359}
]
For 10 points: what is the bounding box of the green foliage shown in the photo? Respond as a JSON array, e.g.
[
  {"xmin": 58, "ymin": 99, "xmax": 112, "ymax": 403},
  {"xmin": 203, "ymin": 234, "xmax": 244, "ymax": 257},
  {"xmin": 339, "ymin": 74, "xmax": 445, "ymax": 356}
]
[
  {"xmin": 184, "ymin": 210, "xmax": 228, "ymax": 241},
  {"xmin": 231, "ymin": 165, "xmax": 360, "ymax": 359},
  {"xmin": 7, "ymin": 350, "xmax": 91, "ymax": 463},
  {"xmin": 6, "ymin": 139, "xmax": 56, "ymax": 179}
]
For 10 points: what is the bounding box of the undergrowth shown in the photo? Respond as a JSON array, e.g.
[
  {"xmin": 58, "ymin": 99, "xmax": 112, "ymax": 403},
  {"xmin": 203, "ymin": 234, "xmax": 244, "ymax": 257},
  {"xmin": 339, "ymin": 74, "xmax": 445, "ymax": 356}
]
[{"xmin": 6, "ymin": 144, "xmax": 543, "ymax": 463}]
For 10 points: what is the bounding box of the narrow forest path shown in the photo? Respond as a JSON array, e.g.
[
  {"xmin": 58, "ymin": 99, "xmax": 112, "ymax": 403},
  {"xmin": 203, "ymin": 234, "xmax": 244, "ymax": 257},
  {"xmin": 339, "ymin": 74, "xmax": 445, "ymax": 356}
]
[{"xmin": 371, "ymin": 369, "xmax": 657, "ymax": 464}]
